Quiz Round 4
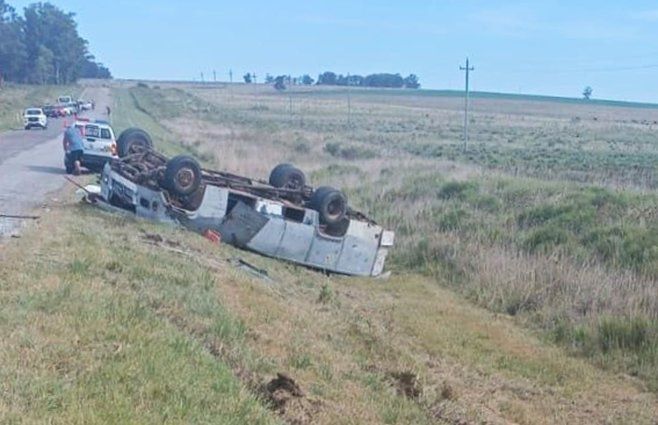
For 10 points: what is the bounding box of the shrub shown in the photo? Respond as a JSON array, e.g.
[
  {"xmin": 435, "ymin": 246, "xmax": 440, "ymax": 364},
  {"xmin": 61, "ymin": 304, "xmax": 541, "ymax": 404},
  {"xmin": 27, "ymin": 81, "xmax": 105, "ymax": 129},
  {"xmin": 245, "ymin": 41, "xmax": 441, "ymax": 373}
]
[
  {"xmin": 323, "ymin": 142, "xmax": 377, "ymax": 160},
  {"xmin": 438, "ymin": 208, "xmax": 469, "ymax": 231},
  {"xmin": 438, "ymin": 181, "xmax": 478, "ymax": 200},
  {"xmin": 597, "ymin": 317, "xmax": 652, "ymax": 352},
  {"xmin": 293, "ymin": 140, "xmax": 310, "ymax": 154},
  {"xmin": 522, "ymin": 225, "xmax": 570, "ymax": 252}
]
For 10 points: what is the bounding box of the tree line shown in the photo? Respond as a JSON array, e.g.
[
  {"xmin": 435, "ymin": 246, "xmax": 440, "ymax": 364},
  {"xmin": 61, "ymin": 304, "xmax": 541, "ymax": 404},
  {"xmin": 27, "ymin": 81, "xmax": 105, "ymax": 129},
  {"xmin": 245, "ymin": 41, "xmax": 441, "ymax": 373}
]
[
  {"xmin": 0, "ymin": 0, "xmax": 111, "ymax": 84},
  {"xmin": 244, "ymin": 71, "xmax": 420, "ymax": 90}
]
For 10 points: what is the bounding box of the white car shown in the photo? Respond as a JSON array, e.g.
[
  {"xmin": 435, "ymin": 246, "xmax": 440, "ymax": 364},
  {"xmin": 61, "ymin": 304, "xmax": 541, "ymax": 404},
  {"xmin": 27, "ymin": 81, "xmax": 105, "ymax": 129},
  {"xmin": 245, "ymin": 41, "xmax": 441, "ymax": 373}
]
[
  {"xmin": 57, "ymin": 95, "xmax": 73, "ymax": 105},
  {"xmin": 77, "ymin": 100, "xmax": 93, "ymax": 111},
  {"xmin": 64, "ymin": 119, "xmax": 118, "ymax": 173},
  {"xmin": 23, "ymin": 108, "xmax": 48, "ymax": 130}
]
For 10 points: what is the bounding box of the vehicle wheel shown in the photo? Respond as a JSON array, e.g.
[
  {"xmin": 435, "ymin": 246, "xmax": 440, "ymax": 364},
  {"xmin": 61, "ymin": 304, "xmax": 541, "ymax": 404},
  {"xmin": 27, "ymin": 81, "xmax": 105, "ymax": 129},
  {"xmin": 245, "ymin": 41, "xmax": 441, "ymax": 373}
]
[
  {"xmin": 310, "ymin": 186, "xmax": 347, "ymax": 225},
  {"xmin": 269, "ymin": 163, "xmax": 306, "ymax": 190},
  {"xmin": 117, "ymin": 128, "xmax": 153, "ymax": 157},
  {"xmin": 163, "ymin": 155, "xmax": 202, "ymax": 196}
]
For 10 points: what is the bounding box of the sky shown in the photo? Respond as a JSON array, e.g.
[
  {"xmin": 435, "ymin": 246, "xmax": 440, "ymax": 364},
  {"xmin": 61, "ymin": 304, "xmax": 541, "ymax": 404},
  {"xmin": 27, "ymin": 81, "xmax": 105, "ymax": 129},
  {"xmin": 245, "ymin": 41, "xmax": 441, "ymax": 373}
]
[{"xmin": 9, "ymin": 0, "xmax": 658, "ymax": 102}]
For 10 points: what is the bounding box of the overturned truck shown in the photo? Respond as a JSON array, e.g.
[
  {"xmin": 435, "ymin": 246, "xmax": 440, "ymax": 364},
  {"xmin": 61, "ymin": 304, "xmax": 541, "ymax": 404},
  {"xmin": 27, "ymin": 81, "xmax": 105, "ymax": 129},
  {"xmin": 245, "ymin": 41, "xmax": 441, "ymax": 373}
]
[{"xmin": 92, "ymin": 130, "xmax": 394, "ymax": 277}]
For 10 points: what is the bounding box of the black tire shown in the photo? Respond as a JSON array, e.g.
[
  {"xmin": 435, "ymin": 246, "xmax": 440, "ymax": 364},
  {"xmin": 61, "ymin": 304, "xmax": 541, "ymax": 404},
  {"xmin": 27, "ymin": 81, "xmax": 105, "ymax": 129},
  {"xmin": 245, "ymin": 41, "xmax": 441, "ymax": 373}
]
[
  {"xmin": 310, "ymin": 186, "xmax": 347, "ymax": 225},
  {"xmin": 269, "ymin": 163, "xmax": 306, "ymax": 190},
  {"xmin": 163, "ymin": 155, "xmax": 202, "ymax": 197},
  {"xmin": 117, "ymin": 128, "xmax": 153, "ymax": 157}
]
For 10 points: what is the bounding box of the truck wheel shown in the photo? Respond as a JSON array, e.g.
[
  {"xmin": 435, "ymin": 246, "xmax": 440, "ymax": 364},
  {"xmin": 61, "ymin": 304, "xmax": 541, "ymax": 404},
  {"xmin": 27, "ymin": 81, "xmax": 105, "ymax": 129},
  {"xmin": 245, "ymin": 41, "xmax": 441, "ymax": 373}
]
[
  {"xmin": 310, "ymin": 186, "xmax": 347, "ymax": 225},
  {"xmin": 269, "ymin": 163, "xmax": 306, "ymax": 190},
  {"xmin": 117, "ymin": 128, "xmax": 153, "ymax": 157},
  {"xmin": 163, "ymin": 155, "xmax": 202, "ymax": 196}
]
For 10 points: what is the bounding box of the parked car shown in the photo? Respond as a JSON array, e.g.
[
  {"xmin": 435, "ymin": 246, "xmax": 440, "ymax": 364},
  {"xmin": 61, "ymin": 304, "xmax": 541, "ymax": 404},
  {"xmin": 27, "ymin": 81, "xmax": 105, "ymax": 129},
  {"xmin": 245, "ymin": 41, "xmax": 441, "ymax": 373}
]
[
  {"xmin": 87, "ymin": 129, "xmax": 394, "ymax": 277},
  {"xmin": 23, "ymin": 108, "xmax": 48, "ymax": 130},
  {"xmin": 42, "ymin": 105, "xmax": 59, "ymax": 118},
  {"xmin": 77, "ymin": 99, "xmax": 93, "ymax": 111},
  {"xmin": 64, "ymin": 119, "xmax": 118, "ymax": 173},
  {"xmin": 57, "ymin": 95, "xmax": 73, "ymax": 105}
]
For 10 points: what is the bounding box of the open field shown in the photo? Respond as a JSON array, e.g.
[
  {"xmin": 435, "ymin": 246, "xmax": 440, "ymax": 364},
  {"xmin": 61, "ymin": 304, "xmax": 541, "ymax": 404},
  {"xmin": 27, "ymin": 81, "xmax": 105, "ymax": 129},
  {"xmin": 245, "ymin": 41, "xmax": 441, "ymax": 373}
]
[
  {"xmin": 0, "ymin": 82, "xmax": 656, "ymax": 423},
  {"xmin": 112, "ymin": 82, "xmax": 658, "ymax": 391},
  {"xmin": 0, "ymin": 84, "xmax": 81, "ymax": 131}
]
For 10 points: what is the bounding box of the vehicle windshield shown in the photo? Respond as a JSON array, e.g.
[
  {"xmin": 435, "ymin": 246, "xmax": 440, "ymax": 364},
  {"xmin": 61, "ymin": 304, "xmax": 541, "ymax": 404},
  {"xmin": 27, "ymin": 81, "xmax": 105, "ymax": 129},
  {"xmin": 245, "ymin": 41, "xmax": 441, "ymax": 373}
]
[
  {"xmin": 85, "ymin": 125, "xmax": 100, "ymax": 138},
  {"xmin": 26, "ymin": 109, "xmax": 41, "ymax": 115}
]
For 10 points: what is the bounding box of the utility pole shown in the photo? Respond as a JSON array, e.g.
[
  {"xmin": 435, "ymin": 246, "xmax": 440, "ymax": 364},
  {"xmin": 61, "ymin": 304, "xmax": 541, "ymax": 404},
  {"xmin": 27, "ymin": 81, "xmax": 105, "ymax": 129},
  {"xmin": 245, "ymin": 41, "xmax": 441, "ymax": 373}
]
[
  {"xmin": 213, "ymin": 70, "xmax": 217, "ymax": 82},
  {"xmin": 459, "ymin": 58, "xmax": 474, "ymax": 150},
  {"xmin": 252, "ymin": 73, "xmax": 257, "ymax": 84},
  {"xmin": 347, "ymin": 73, "xmax": 351, "ymax": 127},
  {"xmin": 229, "ymin": 69, "xmax": 233, "ymax": 83},
  {"xmin": 200, "ymin": 72, "xmax": 205, "ymax": 83}
]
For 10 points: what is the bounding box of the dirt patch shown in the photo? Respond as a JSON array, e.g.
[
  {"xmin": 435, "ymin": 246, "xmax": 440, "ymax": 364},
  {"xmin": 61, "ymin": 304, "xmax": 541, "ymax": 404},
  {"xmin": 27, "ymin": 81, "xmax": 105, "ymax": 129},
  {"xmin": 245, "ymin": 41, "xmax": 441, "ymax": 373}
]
[
  {"xmin": 262, "ymin": 373, "xmax": 322, "ymax": 425},
  {"xmin": 389, "ymin": 371, "xmax": 423, "ymax": 400}
]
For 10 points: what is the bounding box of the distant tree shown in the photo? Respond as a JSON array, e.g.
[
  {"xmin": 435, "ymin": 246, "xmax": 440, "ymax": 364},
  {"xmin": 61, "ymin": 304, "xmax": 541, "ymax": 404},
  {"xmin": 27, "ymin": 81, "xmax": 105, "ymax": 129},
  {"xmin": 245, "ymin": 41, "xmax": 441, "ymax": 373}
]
[
  {"xmin": 273, "ymin": 75, "xmax": 286, "ymax": 91},
  {"xmin": 79, "ymin": 53, "xmax": 111, "ymax": 78},
  {"xmin": 583, "ymin": 86, "xmax": 593, "ymax": 100},
  {"xmin": 0, "ymin": 0, "xmax": 27, "ymax": 82},
  {"xmin": 23, "ymin": 3, "xmax": 90, "ymax": 84},
  {"xmin": 265, "ymin": 73, "xmax": 274, "ymax": 84},
  {"xmin": 301, "ymin": 74, "xmax": 314, "ymax": 85},
  {"xmin": 317, "ymin": 71, "xmax": 337, "ymax": 85},
  {"xmin": 243, "ymin": 72, "xmax": 252, "ymax": 83},
  {"xmin": 347, "ymin": 74, "xmax": 364, "ymax": 86},
  {"xmin": 0, "ymin": 1, "xmax": 109, "ymax": 84},
  {"xmin": 364, "ymin": 73, "xmax": 404, "ymax": 88},
  {"xmin": 404, "ymin": 74, "xmax": 420, "ymax": 89}
]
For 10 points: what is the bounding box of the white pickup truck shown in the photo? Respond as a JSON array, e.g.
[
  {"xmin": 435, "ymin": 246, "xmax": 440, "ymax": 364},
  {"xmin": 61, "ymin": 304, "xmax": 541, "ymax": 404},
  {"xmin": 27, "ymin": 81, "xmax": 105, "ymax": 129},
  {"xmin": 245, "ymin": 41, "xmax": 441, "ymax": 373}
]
[
  {"xmin": 64, "ymin": 119, "xmax": 117, "ymax": 173},
  {"xmin": 23, "ymin": 108, "xmax": 48, "ymax": 130}
]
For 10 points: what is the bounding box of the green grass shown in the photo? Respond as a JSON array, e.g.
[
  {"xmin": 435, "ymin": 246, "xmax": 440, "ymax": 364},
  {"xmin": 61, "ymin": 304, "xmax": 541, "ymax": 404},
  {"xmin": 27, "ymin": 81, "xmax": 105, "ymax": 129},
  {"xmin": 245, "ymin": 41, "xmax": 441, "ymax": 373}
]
[{"xmin": 0, "ymin": 205, "xmax": 278, "ymax": 424}]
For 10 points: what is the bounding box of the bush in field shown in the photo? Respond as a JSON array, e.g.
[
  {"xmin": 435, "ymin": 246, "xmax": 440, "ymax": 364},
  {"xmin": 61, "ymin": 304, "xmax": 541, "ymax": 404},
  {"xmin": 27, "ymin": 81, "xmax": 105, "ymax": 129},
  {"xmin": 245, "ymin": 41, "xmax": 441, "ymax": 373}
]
[
  {"xmin": 438, "ymin": 181, "xmax": 479, "ymax": 200},
  {"xmin": 522, "ymin": 224, "xmax": 571, "ymax": 252},
  {"xmin": 597, "ymin": 317, "xmax": 652, "ymax": 352},
  {"xmin": 438, "ymin": 208, "xmax": 469, "ymax": 231},
  {"xmin": 323, "ymin": 142, "xmax": 376, "ymax": 160}
]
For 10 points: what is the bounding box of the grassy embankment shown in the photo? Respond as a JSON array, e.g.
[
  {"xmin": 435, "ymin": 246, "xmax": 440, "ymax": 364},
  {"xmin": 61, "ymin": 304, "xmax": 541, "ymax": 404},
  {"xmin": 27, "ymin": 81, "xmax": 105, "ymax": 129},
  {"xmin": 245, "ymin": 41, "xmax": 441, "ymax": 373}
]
[
  {"xmin": 0, "ymin": 84, "xmax": 655, "ymax": 424},
  {"xmin": 130, "ymin": 83, "xmax": 657, "ymax": 392},
  {"xmin": 0, "ymin": 84, "xmax": 81, "ymax": 131}
]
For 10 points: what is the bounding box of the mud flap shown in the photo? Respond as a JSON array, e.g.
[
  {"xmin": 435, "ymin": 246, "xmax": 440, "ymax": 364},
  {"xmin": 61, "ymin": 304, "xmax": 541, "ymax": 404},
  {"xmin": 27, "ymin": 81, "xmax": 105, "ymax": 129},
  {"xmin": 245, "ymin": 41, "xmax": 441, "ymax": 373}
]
[{"xmin": 218, "ymin": 201, "xmax": 269, "ymax": 247}]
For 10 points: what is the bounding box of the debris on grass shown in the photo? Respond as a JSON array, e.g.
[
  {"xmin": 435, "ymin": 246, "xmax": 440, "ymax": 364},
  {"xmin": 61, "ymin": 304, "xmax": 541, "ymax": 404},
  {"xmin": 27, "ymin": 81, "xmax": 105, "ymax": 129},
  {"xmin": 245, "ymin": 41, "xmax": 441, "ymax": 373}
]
[{"xmin": 232, "ymin": 258, "xmax": 273, "ymax": 283}]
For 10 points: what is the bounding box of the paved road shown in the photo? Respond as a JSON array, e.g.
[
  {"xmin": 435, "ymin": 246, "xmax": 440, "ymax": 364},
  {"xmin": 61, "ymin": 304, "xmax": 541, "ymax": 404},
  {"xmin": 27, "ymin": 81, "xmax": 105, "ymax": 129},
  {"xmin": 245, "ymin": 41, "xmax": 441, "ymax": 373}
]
[{"xmin": 0, "ymin": 86, "xmax": 111, "ymax": 237}]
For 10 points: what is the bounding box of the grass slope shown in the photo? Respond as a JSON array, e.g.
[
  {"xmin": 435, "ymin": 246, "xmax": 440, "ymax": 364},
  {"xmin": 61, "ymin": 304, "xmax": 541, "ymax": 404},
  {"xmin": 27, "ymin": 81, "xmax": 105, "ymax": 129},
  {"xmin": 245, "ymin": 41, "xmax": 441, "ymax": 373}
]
[
  {"xmin": 0, "ymin": 186, "xmax": 655, "ymax": 424},
  {"xmin": 122, "ymin": 83, "xmax": 657, "ymax": 391}
]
